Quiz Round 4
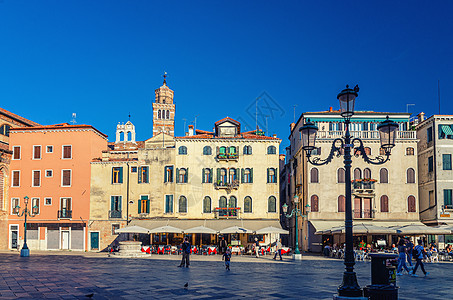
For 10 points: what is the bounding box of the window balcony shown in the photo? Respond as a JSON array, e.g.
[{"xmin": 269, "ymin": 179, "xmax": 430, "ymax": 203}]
[
  {"xmin": 352, "ymin": 179, "xmax": 376, "ymax": 195},
  {"xmin": 214, "ymin": 180, "xmax": 239, "ymax": 190},
  {"xmin": 216, "ymin": 153, "xmax": 239, "ymax": 161},
  {"xmin": 58, "ymin": 209, "xmax": 72, "ymax": 219},
  {"xmin": 109, "ymin": 210, "xmax": 122, "ymax": 219},
  {"xmin": 353, "ymin": 209, "xmax": 375, "ymax": 219},
  {"xmin": 214, "ymin": 207, "xmax": 241, "ymax": 219}
]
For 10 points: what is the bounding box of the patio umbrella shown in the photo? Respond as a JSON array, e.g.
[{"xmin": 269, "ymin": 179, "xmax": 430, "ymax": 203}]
[
  {"xmin": 219, "ymin": 226, "xmax": 251, "ymax": 234},
  {"xmin": 393, "ymin": 224, "xmax": 452, "ymax": 235},
  {"xmin": 435, "ymin": 225, "xmax": 453, "ymax": 233},
  {"xmin": 115, "ymin": 225, "xmax": 150, "ymax": 234},
  {"xmin": 255, "ymin": 226, "xmax": 289, "ymax": 234},
  {"xmin": 184, "ymin": 226, "xmax": 217, "ymax": 234},
  {"xmin": 148, "ymin": 225, "xmax": 183, "ymax": 234}
]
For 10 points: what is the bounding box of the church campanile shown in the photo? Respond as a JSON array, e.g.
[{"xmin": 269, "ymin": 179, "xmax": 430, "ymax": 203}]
[{"xmin": 152, "ymin": 73, "xmax": 175, "ymax": 137}]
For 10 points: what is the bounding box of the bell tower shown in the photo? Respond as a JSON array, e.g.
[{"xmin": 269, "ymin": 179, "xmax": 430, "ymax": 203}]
[{"xmin": 152, "ymin": 72, "xmax": 175, "ymax": 137}]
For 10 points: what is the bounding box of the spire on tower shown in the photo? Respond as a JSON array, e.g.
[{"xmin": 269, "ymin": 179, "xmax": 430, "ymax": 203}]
[{"xmin": 163, "ymin": 71, "xmax": 167, "ymax": 85}]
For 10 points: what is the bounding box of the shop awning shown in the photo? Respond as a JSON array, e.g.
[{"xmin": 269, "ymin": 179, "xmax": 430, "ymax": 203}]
[
  {"xmin": 310, "ymin": 220, "xmax": 428, "ymax": 235},
  {"xmin": 391, "ymin": 224, "xmax": 452, "ymax": 235},
  {"xmin": 310, "ymin": 220, "xmax": 345, "ymax": 235},
  {"xmin": 331, "ymin": 223, "xmax": 396, "ymax": 235},
  {"xmin": 115, "ymin": 225, "xmax": 150, "ymax": 234}
]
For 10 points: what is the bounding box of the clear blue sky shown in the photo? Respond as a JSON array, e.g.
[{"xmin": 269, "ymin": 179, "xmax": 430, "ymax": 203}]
[{"xmin": 1, "ymin": 1, "xmax": 452, "ymax": 151}]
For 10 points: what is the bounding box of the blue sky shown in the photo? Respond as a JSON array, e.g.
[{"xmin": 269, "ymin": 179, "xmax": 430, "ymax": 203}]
[{"xmin": 1, "ymin": 1, "xmax": 452, "ymax": 151}]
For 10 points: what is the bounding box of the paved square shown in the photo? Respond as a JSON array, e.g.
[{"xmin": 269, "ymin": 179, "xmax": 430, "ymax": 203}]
[{"xmin": 0, "ymin": 252, "xmax": 450, "ymax": 299}]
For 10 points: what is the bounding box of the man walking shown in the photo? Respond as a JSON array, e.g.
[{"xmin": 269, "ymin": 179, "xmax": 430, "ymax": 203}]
[
  {"xmin": 273, "ymin": 239, "xmax": 283, "ymax": 261},
  {"xmin": 179, "ymin": 237, "xmax": 191, "ymax": 268},
  {"xmin": 219, "ymin": 236, "xmax": 227, "ymax": 254},
  {"xmin": 411, "ymin": 239, "xmax": 429, "ymax": 277},
  {"xmin": 406, "ymin": 238, "xmax": 414, "ymax": 267}
]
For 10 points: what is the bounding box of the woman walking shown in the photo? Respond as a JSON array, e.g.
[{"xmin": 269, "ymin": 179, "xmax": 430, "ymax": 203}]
[{"xmin": 396, "ymin": 238, "xmax": 410, "ymax": 275}]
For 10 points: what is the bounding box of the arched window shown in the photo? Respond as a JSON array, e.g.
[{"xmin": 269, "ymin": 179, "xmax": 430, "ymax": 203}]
[
  {"xmin": 229, "ymin": 168, "xmax": 238, "ymax": 183},
  {"xmin": 244, "ymin": 196, "xmax": 252, "ymax": 213},
  {"xmin": 267, "ymin": 168, "xmax": 277, "ymax": 183},
  {"xmin": 219, "ymin": 196, "xmax": 227, "ymax": 208},
  {"xmin": 337, "ymin": 168, "xmax": 345, "ymax": 183},
  {"xmin": 408, "ymin": 196, "xmax": 416, "ymax": 212},
  {"xmin": 166, "ymin": 110, "xmax": 169, "ymax": 119},
  {"xmin": 158, "ymin": 110, "xmax": 161, "ymax": 119},
  {"xmin": 310, "ymin": 168, "xmax": 319, "ymax": 183},
  {"xmin": 202, "ymin": 168, "xmax": 212, "ymax": 183},
  {"xmin": 338, "ymin": 195, "xmax": 345, "ymax": 212},
  {"xmin": 243, "ymin": 145, "xmax": 252, "ymax": 155},
  {"xmin": 406, "ymin": 147, "xmax": 414, "ymax": 156},
  {"xmin": 364, "ymin": 168, "xmax": 371, "ymax": 179},
  {"xmin": 229, "ymin": 196, "xmax": 237, "ymax": 208},
  {"xmin": 178, "ymin": 146, "xmax": 187, "ymax": 155},
  {"xmin": 407, "ymin": 168, "xmax": 415, "ymax": 183},
  {"xmin": 203, "ymin": 146, "xmax": 212, "ymax": 155},
  {"xmin": 364, "ymin": 147, "xmax": 371, "ymax": 155},
  {"xmin": 203, "ymin": 196, "xmax": 211, "ymax": 213},
  {"xmin": 218, "ymin": 146, "xmax": 227, "ymax": 157},
  {"xmin": 177, "ymin": 168, "xmax": 188, "ymax": 183},
  {"xmin": 379, "ymin": 148, "xmax": 385, "ymax": 155},
  {"xmin": 380, "ymin": 168, "xmax": 388, "ymax": 183},
  {"xmin": 268, "ymin": 196, "xmax": 276, "ymax": 212},
  {"xmin": 380, "ymin": 195, "xmax": 389, "ymax": 212},
  {"xmin": 243, "ymin": 168, "xmax": 253, "ymax": 183},
  {"xmin": 267, "ymin": 146, "xmax": 277, "ymax": 154},
  {"xmin": 218, "ymin": 168, "xmax": 227, "ymax": 185},
  {"xmin": 311, "ymin": 195, "xmax": 319, "ymax": 212},
  {"xmin": 354, "ymin": 168, "xmax": 362, "ymax": 180},
  {"xmin": 179, "ymin": 196, "xmax": 187, "ymax": 213}
]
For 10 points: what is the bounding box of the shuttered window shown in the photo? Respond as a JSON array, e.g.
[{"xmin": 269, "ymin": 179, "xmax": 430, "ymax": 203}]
[
  {"xmin": 13, "ymin": 146, "xmax": 20, "ymax": 160},
  {"xmin": 33, "ymin": 146, "xmax": 41, "ymax": 159},
  {"xmin": 112, "ymin": 167, "xmax": 123, "ymax": 184},
  {"xmin": 63, "ymin": 145, "xmax": 72, "ymax": 159},
  {"xmin": 62, "ymin": 170, "xmax": 71, "ymax": 186},
  {"xmin": 268, "ymin": 196, "xmax": 276, "ymax": 212},
  {"xmin": 310, "ymin": 168, "xmax": 319, "ymax": 183},
  {"xmin": 33, "ymin": 170, "xmax": 41, "ymax": 187},
  {"xmin": 244, "ymin": 196, "xmax": 252, "ymax": 213},
  {"xmin": 380, "ymin": 195, "xmax": 389, "ymax": 212},
  {"xmin": 179, "ymin": 196, "xmax": 187, "ymax": 213},
  {"xmin": 338, "ymin": 195, "xmax": 345, "ymax": 212},
  {"xmin": 203, "ymin": 196, "xmax": 211, "ymax": 213},
  {"xmin": 408, "ymin": 196, "xmax": 416, "ymax": 212},
  {"xmin": 407, "ymin": 168, "xmax": 415, "ymax": 183},
  {"xmin": 165, "ymin": 195, "xmax": 173, "ymax": 213},
  {"xmin": 311, "ymin": 195, "xmax": 319, "ymax": 212},
  {"xmin": 337, "ymin": 168, "xmax": 345, "ymax": 183},
  {"xmin": 12, "ymin": 171, "xmax": 20, "ymax": 187},
  {"xmin": 354, "ymin": 168, "xmax": 362, "ymax": 180},
  {"xmin": 443, "ymin": 154, "xmax": 452, "ymax": 170},
  {"xmin": 364, "ymin": 168, "xmax": 371, "ymax": 179},
  {"xmin": 380, "ymin": 168, "xmax": 388, "ymax": 183}
]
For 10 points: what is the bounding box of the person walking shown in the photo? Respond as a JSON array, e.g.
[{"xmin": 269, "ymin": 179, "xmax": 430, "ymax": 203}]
[
  {"xmin": 219, "ymin": 236, "xmax": 227, "ymax": 254},
  {"xmin": 406, "ymin": 238, "xmax": 414, "ymax": 267},
  {"xmin": 273, "ymin": 239, "xmax": 283, "ymax": 261},
  {"xmin": 411, "ymin": 239, "xmax": 429, "ymax": 277},
  {"xmin": 179, "ymin": 237, "xmax": 191, "ymax": 268},
  {"xmin": 222, "ymin": 248, "xmax": 232, "ymax": 270},
  {"xmin": 254, "ymin": 238, "xmax": 260, "ymax": 258},
  {"xmin": 396, "ymin": 238, "xmax": 410, "ymax": 275}
]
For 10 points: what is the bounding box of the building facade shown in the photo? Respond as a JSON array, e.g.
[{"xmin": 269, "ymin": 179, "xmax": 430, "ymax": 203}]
[
  {"xmin": 7, "ymin": 123, "xmax": 107, "ymax": 251},
  {"xmin": 288, "ymin": 110, "xmax": 420, "ymax": 252}
]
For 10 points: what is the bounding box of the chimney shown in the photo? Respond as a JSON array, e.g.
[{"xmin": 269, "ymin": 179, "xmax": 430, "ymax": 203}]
[
  {"xmin": 290, "ymin": 122, "xmax": 296, "ymax": 131},
  {"xmin": 329, "ymin": 107, "xmax": 333, "ymax": 112},
  {"xmin": 273, "ymin": 134, "xmax": 277, "ymax": 138},
  {"xmin": 188, "ymin": 125, "xmax": 194, "ymax": 136},
  {"xmin": 418, "ymin": 112, "xmax": 425, "ymax": 123}
]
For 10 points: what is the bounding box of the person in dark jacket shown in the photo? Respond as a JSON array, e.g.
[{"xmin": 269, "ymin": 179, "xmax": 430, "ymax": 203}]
[
  {"xmin": 219, "ymin": 236, "xmax": 227, "ymax": 254},
  {"xmin": 222, "ymin": 248, "xmax": 231, "ymax": 270},
  {"xmin": 411, "ymin": 240, "xmax": 429, "ymax": 277},
  {"xmin": 179, "ymin": 237, "xmax": 191, "ymax": 268},
  {"xmin": 396, "ymin": 238, "xmax": 410, "ymax": 275}
]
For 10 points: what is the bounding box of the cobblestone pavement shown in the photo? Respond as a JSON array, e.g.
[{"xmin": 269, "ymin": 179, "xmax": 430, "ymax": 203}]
[{"xmin": 0, "ymin": 251, "xmax": 451, "ymax": 299}]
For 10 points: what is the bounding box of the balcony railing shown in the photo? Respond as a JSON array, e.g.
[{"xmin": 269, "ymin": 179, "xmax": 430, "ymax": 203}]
[
  {"xmin": 316, "ymin": 130, "xmax": 416, "ymax": 140},
  {"xmin": 353, "ymin": 209, "xmax": 375, "ymax": 219},
  {"xmin": 109, "ymin": 210, "xmax": 122, "ymax": 219},
  {"xmin": 214, "ymin": 180, "xmax": 239, "ymax": 190},
  {"xmin": 58, "ymin": 209, "xmax": 72, "ymax": 219},
  {"xmin": 214, "ymin": 207, "xmax": 241, "ymax": 219},
  {"xmin": 216, "ymin": 153, "xmax": 239, "ymax": 161},
  {"xmin": 352, "ymin": 180, "xmax": 376, "ymax": 191}
]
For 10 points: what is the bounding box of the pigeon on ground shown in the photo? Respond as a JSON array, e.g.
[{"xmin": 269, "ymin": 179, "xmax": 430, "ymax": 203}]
[
  {"xmin": 184, "ymin": 282, "xmax": 188, "ymax": 288},
  {"xmin": 85, "ymin": 293, "xmax": 94, "ymax": 298}
]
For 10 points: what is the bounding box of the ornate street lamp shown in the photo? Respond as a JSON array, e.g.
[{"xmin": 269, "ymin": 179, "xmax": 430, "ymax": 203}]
[
  {"xmin": 282, "ymin": 195, "xmax": 310, "ymax": 259},
  {"xmin": 299, "ymin": 85, "xmax": 398, "ymax": 298},
  {"xmin": 15, "ymin": 196, "xmax": 37, "ymax": 257}
]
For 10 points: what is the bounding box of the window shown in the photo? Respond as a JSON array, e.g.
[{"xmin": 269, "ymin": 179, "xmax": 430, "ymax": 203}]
[
  {"xmin": 112, "ymin": 167, "xmax": 123, "ymax": 184},
  {"xmin": 166, "ymin": 110, "xmax": 169, "ymax": 119},
  {"xmin": 427, "ymin": 127, "xmax": 433, "ymax": 143},
  {"xmin": 337, "ymin": 168, "xmax": 345, "ymax": 183},
  {"xmin": 243, "ymin": 145, "xmax": 252, "ymax": 155},
  {"xmin": 203, "ymin": 146, "xmax": 212, "ymax": 155},
  {"xmin": 178, "ymin": 146, "xmax": 187, "ymax": 155},
  {"xmin": 158, "ymin": 110, "xmax": 161, "ymax": 119},
  {"xmin": 218, "ymin": 168, "xmax": 227, "ymax": 185},
  {"xmin": 32, "ymin": 170, "xmax": 41, "ymax": 187},
  {"xmin": 202, "ymin": 168, "xmax": 213, "ymax": 183},
  {"xmin": 62, "ymin": 145, "xmax": 72, "ymax": 159},
  {"xmin": 229, "ymin": 196, "xmax": 237, "ymax": 208},
  {"xmin": 138, "ymin": 195, "xmax": 150, "ymax": 214},
  {"xmin": 219, "ymin": 196, "xmax": 227, "ymax": 208},
  {"xmin": 33, "ymin": 145, "xmax": 41, "ymax": 159},
  {"xmin": 444, "ymin": 189, "xmax": 453, "ymax": 209},
  {"xmin": 364, "ymin": 168, "xmax": 371, "ymax": 179},
  {"xmin": 12, "ymin": 171, "xmax": 20, "ymax": 187},
  {"xmin": 229, "ymin": 146, "xmax": 237, "ymax": 155},
  {"xmin": 0, "ymin": 124, "xmax": 11, "ymax": 136},
  {"xmin": 408, "ymin": 196, "xmax": 416, "ymax": 212},
  {"xmin": 268, "ymin": 196, "xmax": 276, "ymax": 212},
  {"xmin": 439, "ymin": 124, "xmax": 453, "ymax": 139},
  {"xmin": 267, "ymin": 146, "xmax": 277, "ymax": 154},
  {"xmin": 45, "ymin": 170, "xmax": 53, "ymax": 178},
  {"xmin": 364, "ymin": 147, "xmax": 371, "ymax": 155},
  {"xmin": 31, "ymin": 198, "xmax": 39, "ymax": 215},
  {"xmin": 165, "ymin": 195, "xmax": 173, "ymax": 213},
  {"xmin": 407, "ymin": 168, "xmax": 415, "ymax": 183},
  {"xmin": 406, "ymin": 147, "xmax": 414, "ymax": 156},
  {"xmin": 338, "ymin": 195, "xmax": 345, "ymax": 212},
  {"xmin": 176, "ymin": 168, "xmax": 188, "ymax": 183},
  {"xmin": 138, "ymin": 166, "xmax": 149, "ymax": 183},
  {"xmin": 242, "ymin": 168, "xmax": 253, "ymax": 183},
  {"xmin": 380, "ymin": 195, "xmax": 389, "ymax": 212},
  {"xmin": 46, "ymin": 146, "xmax": 53, "ymax": 153},
  {"xmin": 311, "ymin": 147, "xmax": 321, "ymax": 156},
  {"xmin": 203, "ymin": 196, "xmax": 211, "ymax": 213},
  {"xmin": 310, "ymin": 168, "xmax": 319, "ymax": 183},
  {"xmin": 354, "ymin": 168, "xmax": 362, "ymax": 180},
  {"xmin": 380, "ymin": 168, "xmax": 388, "ymax": 183},
  {"xmin": 131, "ymin": 166, "xmax": 137, "ymax": 173},
  {"xmin": 219, "ymin": 146, "xmax": 226, "ymax": 156},
  {"xmin": 429, "ymin": 190, "xmax": 435, "ymax": 207},
  {"xmin": 62, "ymin": 170, "xmax": 72, "ymax": 187},
  {"xmin": 379, "ymin": 148, "xmax": 385, "ymax": 155},
  {"xmin": 310, "ymin": 195, "xmax": 319, "ymax": 212},
  {"xmin": 11, "ymin": 198, "xmax": 19, "ymax": 215},
  {"xmin": 244, "ymin": 196, "xmax": 252, "ymax": 213},
  {"xmin": 267, "ymin": 168, "xmax": 277, "ymax": 183},
  {"xmin": 112, "ymin": 224, "xmax": 120, "ymax": 235},
  {"xmin": 13, "ymin": 146, "xmax": 20, "ymax": 160},
  {"xmin": 164, "ymin": 166, "xmax": 174, "ymax": 182},
  {"xmin": 45, "ymin": 198, "xmax": 52, "ymax": 205},
  {"xmin": 110, "ymin": 196, "xmax": 122, "ymax": 213},
  {"xmin": 60, "ymin": 198, "xmax": 72, "ymax": 218},
  {"xmin": 443, "ymin": 154, "xmax": 452, "ymax": 170},
  {"xmin": 179, "ymin": 196, "xmax": 187, "ymax": 213},
  {"xmin": 428, "ymin": 156, "xmax": 434, "ymax": 173},
  {"xmin": 229, "ymin": 168, "xmax": 238, "ymax": 183}
]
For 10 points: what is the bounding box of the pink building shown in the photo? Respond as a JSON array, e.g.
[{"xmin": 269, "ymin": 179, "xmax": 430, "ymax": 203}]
[{"xmin": 8, "ymin": 123, "xmax": 107, "ymax": 251}]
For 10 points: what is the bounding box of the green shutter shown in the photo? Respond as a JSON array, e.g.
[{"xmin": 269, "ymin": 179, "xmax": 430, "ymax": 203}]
[
  {"xmin": 267, "ymin": 168, "xmax": 270, "ymax": 183},
  {"xmin": 118, "ymin": 196, "xmax": 122, "ymax": 211},
  {"xmin": 241, "ymin": 168, "xmax": 244, "ymax": 183},
  {"xmin": 138, "ymin": 197, "xmax": 142, "ymax": 214},
  {"xmin": 185, "ymin": 168, "xmax": 189, "ymax": 183},
  {"xmin": 138, "ymin": 167, "xmax": 142, "ymax": 183},
  {"xmin": 202, "ymin": 168, "xmax": 205, "ymax": 183},
  {"xmin": 217, "ymin": 168, "xmax": 220, "ymax": 181},
  {"xmin": 250, "ymin": 168, "xmax": 253, "ymax": 183},
  {"xmin": 164, "ymin": 167, "xmax": 167, "ymax": 183},
  {"xmin": 146, "ymin": 199, "xmax": 150, "ymax": 213},
  {"xmin": 119, "ymin": 167, "xmax": 124, "ymax": 183},
  {"xmin": 176, "ymin": 168, "xmax": 180, "ymax": 183},
  {"xmin": 236, "ymin": 168, "xmax": 240, "ymax": 181},
  {"xmin": 275, "ymin": 168, "xmax": 278, "ymax": 183},
  {"xmin": 111, "ymin": 168, "xmax": 114, "ymax": 184},
  {"xmin": 110, "ymin": 196, "xmax": 115, "ymax": 211},
  {"xmin": 445, "ymin": 190, "xmax": 452, "ymax": 206}
]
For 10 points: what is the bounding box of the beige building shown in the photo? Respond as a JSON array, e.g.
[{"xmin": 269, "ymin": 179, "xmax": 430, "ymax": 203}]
[{"xmin": 288, "ymin": 110, "xmax": 420, "ymax": 252}]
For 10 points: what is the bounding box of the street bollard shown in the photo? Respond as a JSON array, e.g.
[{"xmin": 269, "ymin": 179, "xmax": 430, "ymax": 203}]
[{"xmin": 363, "ymin": 253, "xmax": 399, "ymax": 300}]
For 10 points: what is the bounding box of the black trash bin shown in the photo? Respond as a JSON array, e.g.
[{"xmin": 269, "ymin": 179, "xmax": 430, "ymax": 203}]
[{"xmin": 364, "ymin": 253, "xmax": 399, "ymax": 300}]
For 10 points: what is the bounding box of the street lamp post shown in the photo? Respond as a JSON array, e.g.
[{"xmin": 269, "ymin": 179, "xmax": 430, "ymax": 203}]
[
  {"xmin": 14, "ymin": 196, "xmax": 38, "ymax": 257},
  {"xmin": 282, "ymin": 195, "xmax": 310, "ymax": 259},
  {"xmin": 299, "ymin": 85, "xmax": 398, "ymax": 298}
]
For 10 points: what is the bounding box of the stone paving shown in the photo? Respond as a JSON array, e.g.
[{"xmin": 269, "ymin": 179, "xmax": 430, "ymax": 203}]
[{"xmin": 0, "ymin": 251, "xmax": 451, "ymax": 299}]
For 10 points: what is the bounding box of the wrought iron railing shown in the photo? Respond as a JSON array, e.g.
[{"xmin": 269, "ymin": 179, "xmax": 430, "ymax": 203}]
[
  {"xmin": 109, "ymin": 210, "xmax": 122, "ymax": 218},
  {"xmin": 58, "ymin": 209, "xmax": 72, "ymax": 219},
  {"xmin": 353, "ymin": 209, "xmax": 375, "ymax": 219},
  {"xmin": 217, "ymin": 153, "xmax": 239, "ymax": 161},
  {"xmin": 214, "ymin": 207, "xmax": 241, "ymax": 218},
  {"xmin": 316, "ymin": 130, "xmax": 415, "ymax": 140},
  {"xmin": 352, "ymin": 180, "xmax": 376, "ymax": 190}
]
